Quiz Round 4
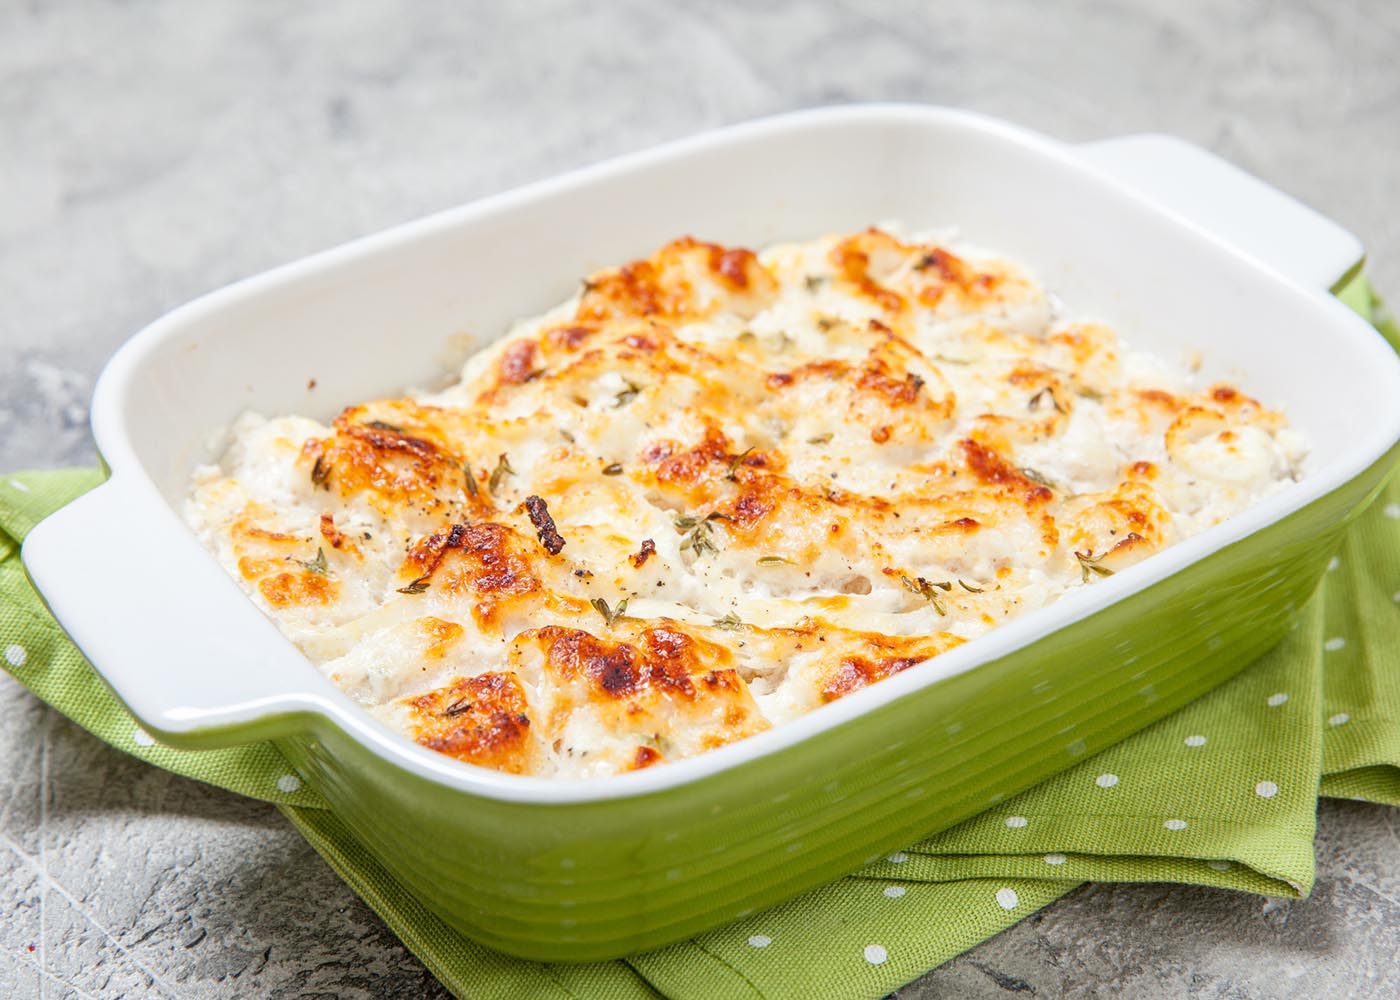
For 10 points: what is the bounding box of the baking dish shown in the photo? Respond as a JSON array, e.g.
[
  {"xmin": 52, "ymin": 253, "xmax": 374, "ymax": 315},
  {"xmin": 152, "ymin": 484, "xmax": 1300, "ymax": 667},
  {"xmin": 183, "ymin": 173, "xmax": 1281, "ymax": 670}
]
[{"xmin": 22, "ymin": 105, "xmax": 1400, "ymax": 961}]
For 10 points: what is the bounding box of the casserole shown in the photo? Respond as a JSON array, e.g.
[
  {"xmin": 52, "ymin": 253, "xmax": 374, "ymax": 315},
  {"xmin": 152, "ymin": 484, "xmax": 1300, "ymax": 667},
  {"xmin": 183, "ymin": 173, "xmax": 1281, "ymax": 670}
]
[
  {"xmin": 22, "ymin": 105, "xmax": 1400, "ymax": 961},
  {"xmin": 185, "ymin": 225, "xmax": 1309, "ymax": 779}
]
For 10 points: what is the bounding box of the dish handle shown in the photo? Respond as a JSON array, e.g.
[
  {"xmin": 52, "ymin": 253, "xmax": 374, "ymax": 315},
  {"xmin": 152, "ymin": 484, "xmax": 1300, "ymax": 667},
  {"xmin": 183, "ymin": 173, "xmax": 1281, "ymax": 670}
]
[
  {"xmin": 1076, "ymin": 134, "xmax": 1363, "ymax": 293},
  {"xmin": 21, "ymin": 475, "xmax": 333, "ymax": 748}
]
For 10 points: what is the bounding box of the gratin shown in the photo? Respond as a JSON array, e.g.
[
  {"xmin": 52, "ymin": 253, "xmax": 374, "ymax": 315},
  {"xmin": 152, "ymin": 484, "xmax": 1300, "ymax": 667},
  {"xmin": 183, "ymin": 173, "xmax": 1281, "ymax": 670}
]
[{"xmin": 186, "ymin": 227, "xmax": 1303, "ymax": 779}]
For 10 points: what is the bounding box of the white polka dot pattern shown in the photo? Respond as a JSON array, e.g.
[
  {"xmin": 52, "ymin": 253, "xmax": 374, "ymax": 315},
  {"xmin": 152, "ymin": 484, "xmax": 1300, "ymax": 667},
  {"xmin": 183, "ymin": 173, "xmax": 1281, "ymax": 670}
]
[
  {"xmin": 863, "ymin": 944, "xmax": 888, "ymax": 965},
  {"xmin": 4, "ymin": 644, "xmax": 26, "ymax": 667},
  {"xmin": 883, "ymin": 885, "xmax": 906, "ymax": 898},
  {"xmin": 747, "ymin": 934, "xmax": 771, "ymax": 948},
  {"xmin": 1255, "ymin": 781, "xmax": 1278, "ymax": 798},
  {"xmin": 1044, "ymin": 853, "xmax": 1067, "ymax": 866},
  {"xmin": 276, "ymin": 774, "xmax": 302, "ymax": 793},
  {"xmin": 1328, "ymin": 713, "xmax": 1351, "ymax": 727},
  {"xmin": 1164, "ymin": 819, "xmax": 1188, "ymax": 831},
  {"xmin": 1185, "ymin": 735, "xmax": 1207, "ymax": 747},
  {"xmin": 1267, "ymin": 692, "xmax": 1289, "ymax": 707},
  {"xmin": 1005, "ymin": 816, "xmax": 1028, "ymax": 829},
  {"xmin": 1095, "ymin": 773, "xmax": 1119, "ymax": 788},
  {"xmin": 995, "ymin": 888, "xmax": 1019, "ymax": 910}
]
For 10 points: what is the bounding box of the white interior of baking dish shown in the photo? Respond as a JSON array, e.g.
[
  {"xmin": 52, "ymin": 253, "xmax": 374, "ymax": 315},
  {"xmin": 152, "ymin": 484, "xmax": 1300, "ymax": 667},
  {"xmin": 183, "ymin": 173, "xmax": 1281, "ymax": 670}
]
[{"xmin": 31, "ymin": 105, "xmax": 1400, "ymax": 803}]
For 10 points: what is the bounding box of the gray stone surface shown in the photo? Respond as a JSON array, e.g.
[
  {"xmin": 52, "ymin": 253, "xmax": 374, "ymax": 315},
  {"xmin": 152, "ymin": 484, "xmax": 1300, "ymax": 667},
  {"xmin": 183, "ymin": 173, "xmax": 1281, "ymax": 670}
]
[{"xmin": 2, "ymin": 0, "xmax": 1397, "ymax": 996}]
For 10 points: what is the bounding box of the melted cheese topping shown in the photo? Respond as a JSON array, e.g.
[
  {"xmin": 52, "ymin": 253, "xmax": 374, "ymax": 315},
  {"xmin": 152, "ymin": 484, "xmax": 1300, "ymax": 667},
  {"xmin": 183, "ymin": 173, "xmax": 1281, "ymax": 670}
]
[{"xmin": 186, "ymin": 227, "xmax": 1305, "ymax": 779}]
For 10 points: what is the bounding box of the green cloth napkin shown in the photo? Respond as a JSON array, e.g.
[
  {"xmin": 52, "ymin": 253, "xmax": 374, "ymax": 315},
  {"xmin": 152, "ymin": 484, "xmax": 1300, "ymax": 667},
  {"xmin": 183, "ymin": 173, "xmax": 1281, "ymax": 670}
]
[{"xmin": 2, "ymin": 278, "xmax": 1397, "ymax": 1000}]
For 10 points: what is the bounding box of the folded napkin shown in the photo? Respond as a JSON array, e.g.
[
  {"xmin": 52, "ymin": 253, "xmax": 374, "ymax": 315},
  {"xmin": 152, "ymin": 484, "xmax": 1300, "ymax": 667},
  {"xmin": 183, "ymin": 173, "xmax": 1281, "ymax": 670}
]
[{"xmin": 2, "ymin": 278, "xmax": 1396, "ymax": 1000}]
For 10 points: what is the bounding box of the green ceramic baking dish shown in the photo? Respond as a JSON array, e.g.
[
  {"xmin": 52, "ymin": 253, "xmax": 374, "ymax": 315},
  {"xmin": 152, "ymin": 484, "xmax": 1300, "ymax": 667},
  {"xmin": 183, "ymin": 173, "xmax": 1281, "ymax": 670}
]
[{"xmin": 21, "ymin": 105, "xmax": 1400, "ymax": 961}]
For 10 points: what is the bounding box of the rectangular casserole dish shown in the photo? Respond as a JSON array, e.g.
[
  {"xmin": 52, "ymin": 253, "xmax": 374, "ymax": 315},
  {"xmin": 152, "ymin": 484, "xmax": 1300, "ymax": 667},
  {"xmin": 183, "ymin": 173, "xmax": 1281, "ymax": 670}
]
[{"xmin": 22, "ymin": 104, "xmax": 1400, "ymax": 962}]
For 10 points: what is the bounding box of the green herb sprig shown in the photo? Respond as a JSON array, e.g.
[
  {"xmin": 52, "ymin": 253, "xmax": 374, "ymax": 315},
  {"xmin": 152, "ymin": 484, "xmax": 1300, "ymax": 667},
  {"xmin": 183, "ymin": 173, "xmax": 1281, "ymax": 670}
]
[
  {"xmin": 489, "ymin": 453, "xmax": 515, "ymax": 492},
  {"xmin": 590, "ymin": 597, "xmax": 629, "ymax": 626},
  {"xmin": 1075, "ymin": 550, "xmax": 1114, "ymax": 583},
  {"xmin": 900, "ymin": 574, "xmax": 948, "ymax": 615}
]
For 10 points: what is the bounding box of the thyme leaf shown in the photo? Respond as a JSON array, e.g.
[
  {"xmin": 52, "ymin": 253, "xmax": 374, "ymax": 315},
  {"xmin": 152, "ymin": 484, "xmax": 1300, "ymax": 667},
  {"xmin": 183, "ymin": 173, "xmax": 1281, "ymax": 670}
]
[
  {"xmin": 365, "ymin": 419, "xmax": 404, "ymax": 433},
  {"xmin": 958, "ymin": 579, "xmax": 983, "ymax": 593},
  {"xmin": 397, "ymin": 576, "xmax": 430, "ymax": 595},
  {"xmin": 614, "ymin": 379, "xmax": 642, "ymax": 407},
  {"xmin": 712, "ymin": 612, "xmax": 744, "ymax": 630},
  {"xmin": 464, "ymin": 464, "xmax": 480, "ymax": 497},
  {"xmin": 1020, "ymin": 466, "xmax": 1057, "ymax": 491},
  {"xmin": 299, "ymin": 547, "xmax": 328, "ymax": 576},
  {"xmin": 900, "ymin": 574, "xmax": 948, "ymax": 615},
  {"xmin": 756, "ymin": 555, "xmax": 792, "ymax": 566},
  {"xmin": 310, "ymin": 455, "xmax": 330, "ymax": 489},
  {"xmin": 676, "ymin": 512, "xmax": 728, "ymax": 557},
  {"xmin": 602, "ymin": 462, "xmax": 624, "ymax": 476},
  {"xmin": 1028, "ymin": 386, "xmax": 1068, "ymax": 415},
  {"xmin": 726, "ymin": 447, "xmax": 755, "ymax": 481},
  {"xmin": 1075, "ymin": 550, "xmax": 1114, "ymax": 583},
  {"xmin": 590, "ymin": 596, "xmax": 628, "ymax": 627},
  {"xmin": 489, "ymin": 453, "xmax": 515, "ymax": 492},
  {"xmin": 807, "ymin": 432, "xmax": 833, "ymax": 445}
]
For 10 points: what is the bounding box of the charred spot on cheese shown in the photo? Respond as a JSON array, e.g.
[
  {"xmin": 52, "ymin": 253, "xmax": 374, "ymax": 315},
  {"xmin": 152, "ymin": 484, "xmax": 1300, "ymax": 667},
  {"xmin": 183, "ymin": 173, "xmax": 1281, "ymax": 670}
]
[
  {"xmin": 960, "ymin": 439, "xmax": 1054, "ymax": 503},
  {"xmin": 818, "ymin": 634, "xmax": 965, "ymax": 702},
  {"xmin": 318, "ymin": 513, "xmax": 361, "ymax": 556},
  {"xmin": 504, "ymin": 622, "xmax": 769, "ymax": 765},
  {"xmin": 822, "ymin": 654, "xmax": 922, "ymax": 701},
  {"xmin": 523, "ymin": 495, "xmax": 566, "ymax": 555},
  {"xmin": 190, "ymin": 225, "xmax": 1300, "ymax": 778},
  {"xmin": 630, "ymin": 538, "xmax": 657, "ymax": 569},
  {"xmin": 530, "ymin": 626, "xmax": 693, "ymax": 699}
]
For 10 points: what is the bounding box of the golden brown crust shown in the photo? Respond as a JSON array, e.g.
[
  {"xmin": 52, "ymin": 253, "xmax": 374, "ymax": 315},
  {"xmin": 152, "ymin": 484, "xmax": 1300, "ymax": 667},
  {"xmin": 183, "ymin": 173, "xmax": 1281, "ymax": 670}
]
[
  {"xmin": 576, "ymin": 236, "xmax": 778, "ymax": 323},
  {"xmin": 406, "ymin": 673, "xmax": 539, "ymax": 773},
  {"xmin": 398, "ymin": 522, "xmax": 542, "ymax": 628}
]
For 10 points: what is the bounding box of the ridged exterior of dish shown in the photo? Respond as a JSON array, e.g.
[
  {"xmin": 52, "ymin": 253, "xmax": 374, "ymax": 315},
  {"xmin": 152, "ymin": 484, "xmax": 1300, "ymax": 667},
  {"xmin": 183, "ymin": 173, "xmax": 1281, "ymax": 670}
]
[{"xmin": 272, "ymin": 443, "xmax": 1397, "ymax": 961}]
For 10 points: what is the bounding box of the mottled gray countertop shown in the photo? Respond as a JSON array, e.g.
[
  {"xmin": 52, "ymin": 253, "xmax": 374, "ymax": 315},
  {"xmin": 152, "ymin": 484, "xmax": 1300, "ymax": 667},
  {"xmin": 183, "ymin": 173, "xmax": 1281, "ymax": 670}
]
[{"xmin": 3, "ymin": 1, "xmax": 1398, "ymax": 997}]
